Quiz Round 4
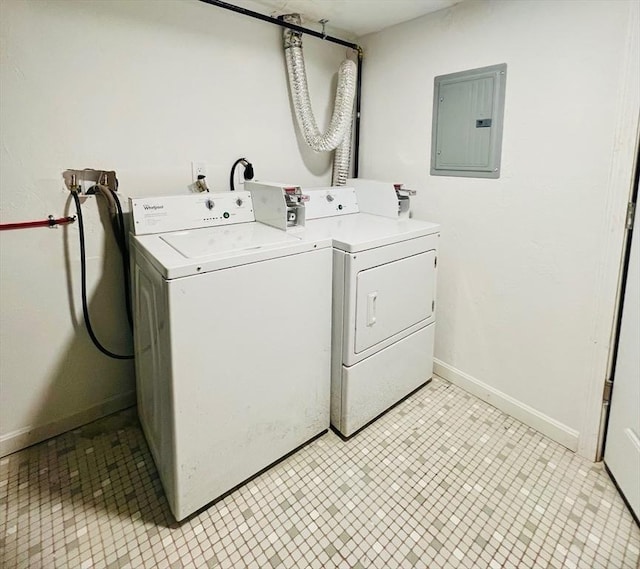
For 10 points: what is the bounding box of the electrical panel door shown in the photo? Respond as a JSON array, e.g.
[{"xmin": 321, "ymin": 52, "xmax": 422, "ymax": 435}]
[{"xmin": 431, "ymin": 63, "xmax": 507, "ymax": 178}]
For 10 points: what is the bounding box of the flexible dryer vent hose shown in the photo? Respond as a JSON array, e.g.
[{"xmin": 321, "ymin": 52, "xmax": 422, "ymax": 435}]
[{"xmin": 283, "ymin": 14, "xmax": 356, "ymax": 185}]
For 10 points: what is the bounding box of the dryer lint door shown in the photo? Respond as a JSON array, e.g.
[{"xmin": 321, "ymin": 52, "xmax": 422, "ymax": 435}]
[{"xmin": 342, "ymin": 234, "xmax": 438, "ymax": 366}]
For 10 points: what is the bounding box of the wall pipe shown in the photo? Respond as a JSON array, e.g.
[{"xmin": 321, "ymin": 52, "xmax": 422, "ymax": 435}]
[
  {"xmin": 197, "ymin": 0, "xmax": 362, "ymax": 177},
  {"xmin": 0, "ymin": 216, "xmax": 76, "ymax": 231},
  {"xmin": 354, "ymin": 51, "xmax": 362, "ymax": 178}
]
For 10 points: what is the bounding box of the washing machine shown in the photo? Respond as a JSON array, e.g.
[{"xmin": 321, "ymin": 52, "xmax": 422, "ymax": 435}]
[
  {"xmin": 129, "ymin": 191, "xmax": 332, "ymax": 521},
  {"xmin": 246, "ymin": 182, "xmax": 440, "ymax": 437}
]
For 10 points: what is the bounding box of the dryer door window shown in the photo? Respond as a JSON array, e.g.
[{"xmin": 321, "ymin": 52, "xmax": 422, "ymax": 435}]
[{"xmin": 354, "ymin": 250, "xmax": 435, "ymax": 353}]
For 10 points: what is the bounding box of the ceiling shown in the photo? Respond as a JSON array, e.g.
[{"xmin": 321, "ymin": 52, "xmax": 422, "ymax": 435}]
[{"xmin": 231, "ymin": 0, "xmax": 461, "ymax": 38}]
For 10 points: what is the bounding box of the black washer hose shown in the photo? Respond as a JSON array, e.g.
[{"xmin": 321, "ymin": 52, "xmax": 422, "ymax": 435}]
[
  {"xmin": 108, "ymin": 189, "xmax": 133, "ymax": 330},
  {"xmin": 71, "ymin": 191, "xmax": 134, "ymax": 360}
]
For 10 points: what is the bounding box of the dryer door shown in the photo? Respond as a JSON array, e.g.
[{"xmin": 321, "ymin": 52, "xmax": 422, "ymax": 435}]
[{"xmin": 343, "ymin": 234, "xmax": 438, "ymax": 366}]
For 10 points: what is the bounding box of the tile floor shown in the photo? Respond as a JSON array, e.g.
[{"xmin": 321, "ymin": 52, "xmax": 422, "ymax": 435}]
[{"xmin": 1, "ymin": 377, "xmax": 638, "ymax": 569}]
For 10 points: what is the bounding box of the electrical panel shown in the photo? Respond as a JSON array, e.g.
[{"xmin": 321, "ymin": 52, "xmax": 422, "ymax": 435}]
[{"xmin": 431, "ymin": 63, "xmax": 507, "ymax": 179}]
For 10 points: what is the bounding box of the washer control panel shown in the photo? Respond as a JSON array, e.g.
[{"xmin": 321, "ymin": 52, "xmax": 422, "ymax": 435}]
[{"xmin": 130, "ymin": 191, "xmax": 254, "ymax": 235}]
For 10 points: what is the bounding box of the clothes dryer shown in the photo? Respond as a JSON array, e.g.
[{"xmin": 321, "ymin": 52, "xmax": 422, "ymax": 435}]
[
  {"xmin": 129, "ymin": 191, "xmax": 332, "ymax": 520},
  {"xmin": 247, "ymin": 183, "xmax": 440, "ymax": 437}
]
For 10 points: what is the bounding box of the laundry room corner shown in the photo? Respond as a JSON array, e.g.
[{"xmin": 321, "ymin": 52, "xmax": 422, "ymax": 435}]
[{"xmin": 357, "ymin": 0, "xmax": 640, "ymax": 460}]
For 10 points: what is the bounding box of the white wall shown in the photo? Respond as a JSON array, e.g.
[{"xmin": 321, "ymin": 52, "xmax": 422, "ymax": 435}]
[
  {"xmin": 359, "ymin": 0, "xmax": 639, "ymax": 458},
  {"xmin": 0, "ymin": 0, "xmax": 346, "ymax": 455}
]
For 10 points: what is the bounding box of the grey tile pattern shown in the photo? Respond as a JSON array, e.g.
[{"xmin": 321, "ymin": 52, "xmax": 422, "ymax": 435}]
[{"xmin": 1, "ymin": 377, "xmax": 638, "ymax": 568}]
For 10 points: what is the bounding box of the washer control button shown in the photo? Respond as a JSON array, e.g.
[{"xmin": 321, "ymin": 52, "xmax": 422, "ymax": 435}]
[
  {"xmin": 223, "ymin": 212, "xmax": 230, "ymax": 219},
  {"xmin": 326, "ymin": 194, "xmax": 334, "ymax": 202},
  {"xmin": 205, "ymin": 200, "xmax": 214, "ymax": 210},
  {"xmin": 236, "ymin": 198, "xmax": 243, "ymax": 207}
]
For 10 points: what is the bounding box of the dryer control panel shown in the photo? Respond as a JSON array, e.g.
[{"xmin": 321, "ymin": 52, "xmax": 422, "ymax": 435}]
[
  {"xmin": 303, "ymin": 187, "xmax": 359, "ymax": 220},
  {"xmin": 130, "ymin": 192, "xmax": 254, "ymax": 235}
]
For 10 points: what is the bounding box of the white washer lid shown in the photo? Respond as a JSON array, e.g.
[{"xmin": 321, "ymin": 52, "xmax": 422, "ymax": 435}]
[
  {"xmin": 161, "ymin": 222, "xmax": 300, "ymax": 258},
  {"xmin": 132, "ymin": 222, "xmax": 331, "ymax": 279}
]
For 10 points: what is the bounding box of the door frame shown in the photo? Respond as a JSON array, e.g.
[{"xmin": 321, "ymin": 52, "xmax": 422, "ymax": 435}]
[
  {"xmin": 599, "ymin": 142, "xmax": 639, "ymax": 454},
  {"xmin": 578, "ymin": 1, "xmax": 640, "ymax": 459}
]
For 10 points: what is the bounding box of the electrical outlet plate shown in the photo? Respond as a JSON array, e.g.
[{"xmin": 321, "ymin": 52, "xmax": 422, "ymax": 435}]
[
  {"xmin": 191, "ymin": 161, "xmax": 207, "ymax": 182},
  {"xmin": 236, "ymin": 169, "xmax": 245, "ymax": 191},
  {"xmin": 188, "ymin": 163, "xmax": 227, "ymax": 193}
]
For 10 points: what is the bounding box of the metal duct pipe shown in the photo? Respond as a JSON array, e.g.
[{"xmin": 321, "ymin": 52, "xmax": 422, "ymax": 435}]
[
  {"xmin": 197, "ymin": 0, "xmax": 363, "ymax": 177},
  {"xmin": 283, "ymin": 14, "xmax": 356, "ymax": 185}
]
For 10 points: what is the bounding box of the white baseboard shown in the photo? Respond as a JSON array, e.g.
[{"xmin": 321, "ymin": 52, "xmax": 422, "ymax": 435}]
[
  {"xmin": 0, "ymin": 391, "xmax": 136, "ymax": 457},
  {"xmin": 434, "ymin": 359, "xmax": 579, "ymax": 452}
]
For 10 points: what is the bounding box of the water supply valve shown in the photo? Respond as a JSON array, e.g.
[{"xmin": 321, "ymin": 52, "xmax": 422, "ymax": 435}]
[{"xmin": 63, "ymin": 169, "xmax": 118, "ymax": 195}]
